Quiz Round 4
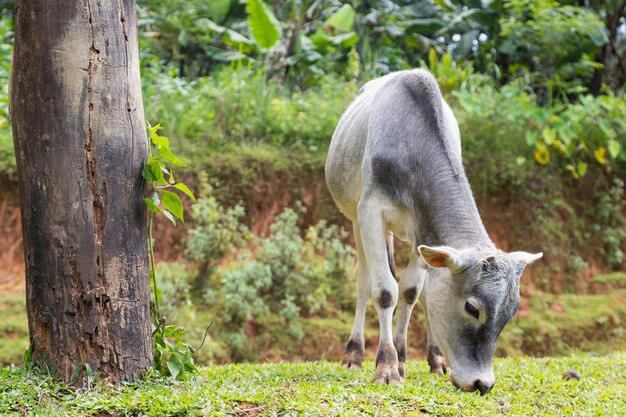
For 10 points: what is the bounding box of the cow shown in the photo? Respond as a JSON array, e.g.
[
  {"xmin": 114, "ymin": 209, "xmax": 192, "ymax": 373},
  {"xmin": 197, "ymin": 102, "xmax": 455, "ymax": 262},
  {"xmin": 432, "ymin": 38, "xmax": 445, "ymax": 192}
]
[{"xmin": 324, "ymin": 69, "xmax": 542, "ymax": 395}]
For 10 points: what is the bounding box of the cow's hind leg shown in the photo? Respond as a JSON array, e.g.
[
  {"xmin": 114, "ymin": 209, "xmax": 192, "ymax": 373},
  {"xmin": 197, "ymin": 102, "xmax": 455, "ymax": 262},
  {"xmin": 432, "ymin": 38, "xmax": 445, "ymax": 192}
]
[
  {"xmin": 342, "ymin": 222, "xmax": 369, "ymax": 370},
  {"xmin": 358, "ymin": 199, "xmax": 402, "ymax": 385},
  {"xmin": 392, "ymin": 256, "xmax": 426, "ymax": 378}
]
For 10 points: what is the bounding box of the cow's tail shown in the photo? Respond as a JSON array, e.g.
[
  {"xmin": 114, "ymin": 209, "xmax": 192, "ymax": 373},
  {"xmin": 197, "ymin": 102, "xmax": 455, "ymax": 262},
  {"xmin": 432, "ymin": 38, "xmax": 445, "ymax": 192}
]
[{"xmin": 386, "ymin": 234, "xmax": 396, "ymax": 279}]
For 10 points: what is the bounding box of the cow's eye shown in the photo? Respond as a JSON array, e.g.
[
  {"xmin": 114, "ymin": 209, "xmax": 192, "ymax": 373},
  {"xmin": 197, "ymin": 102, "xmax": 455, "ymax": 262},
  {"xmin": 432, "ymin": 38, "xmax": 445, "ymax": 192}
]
[{"xmin": 465, "ymin": 301, "xmax": 480, "ymax": 319}]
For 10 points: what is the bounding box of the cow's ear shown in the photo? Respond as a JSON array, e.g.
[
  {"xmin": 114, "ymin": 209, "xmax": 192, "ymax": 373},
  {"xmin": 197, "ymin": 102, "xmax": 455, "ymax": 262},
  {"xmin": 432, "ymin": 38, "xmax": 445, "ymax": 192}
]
[
  {"xmin": 418, "ymin": 245, "xmax": 465, "ymax": 270},
  {"xmin": 509, "ymin": 251, "xmax": 543, "ymax": 278}
]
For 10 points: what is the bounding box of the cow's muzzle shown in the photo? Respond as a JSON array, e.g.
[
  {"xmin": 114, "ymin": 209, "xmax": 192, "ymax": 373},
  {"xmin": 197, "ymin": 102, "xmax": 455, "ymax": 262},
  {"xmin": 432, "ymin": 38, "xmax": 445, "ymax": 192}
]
[{"xmin": 450, "ymin": 377, "xmax": 494, "ymax": 396}]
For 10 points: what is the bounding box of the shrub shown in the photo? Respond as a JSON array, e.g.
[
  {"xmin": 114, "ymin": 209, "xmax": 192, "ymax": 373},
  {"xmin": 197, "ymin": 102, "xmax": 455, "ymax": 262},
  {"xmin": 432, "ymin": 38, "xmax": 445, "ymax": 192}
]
[
  {"xmin": 500, "ymin": 0, "xmax": 607, "ymax": 100},
  {"xmin": 454, "ymin": 80, "xmax": 626, "ymax": 182},
  {"xmin": 594, "ymin": 178, "xmax": 626, "ymax": 269},
  {"xmin": 142, "ymin": 65, "xmax": 357, "ymax": 156},
  {"xmin": 200, "ymin": 205, "xmax": 355, "ymax": 361},
  {"xmin": 185, "ymin": 173, "xmax": 250, "ymax": 289}
]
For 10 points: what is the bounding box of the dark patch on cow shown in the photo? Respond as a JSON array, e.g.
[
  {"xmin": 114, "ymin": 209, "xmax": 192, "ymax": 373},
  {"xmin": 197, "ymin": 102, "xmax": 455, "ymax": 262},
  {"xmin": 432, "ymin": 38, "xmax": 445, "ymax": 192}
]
[
  {"xmin": 459, "ymin": 323, "xmax": 498, "ymax": 366},
  {"xmin": 404, "ymin": 287, "xmax": 418, "ymax": 305},
  {"xmin": 342, "ymin": 338, "xmax": 364, "ymax": 369},
  {"xmin": 371, "ymin": 155, "xmax": 409, "ymax": 207},
  {"xmin": 395, "ymin": 73, "xmax": 444, "ymax": 138},
  {"xmin": 427, "ymin": 345, "xmax": 444, "ymax": 369},
  {"xmin": 376, "ymin": 289, "xmax": 393, "ymax": 309},
  {"xmin": 375, "ymin": 344, "xmax": 398, "ymax": 367},
  {"xmin": 345, "ymin": 338, "xmax": 364, "ymax": 356}
]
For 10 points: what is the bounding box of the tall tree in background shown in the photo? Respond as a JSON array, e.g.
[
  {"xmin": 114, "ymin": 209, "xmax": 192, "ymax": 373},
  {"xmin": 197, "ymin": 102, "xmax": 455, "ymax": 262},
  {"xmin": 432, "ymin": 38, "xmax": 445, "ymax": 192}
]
[{"xmin": 10, "ymin": 0, "xmax": 152, "ymax": 382}]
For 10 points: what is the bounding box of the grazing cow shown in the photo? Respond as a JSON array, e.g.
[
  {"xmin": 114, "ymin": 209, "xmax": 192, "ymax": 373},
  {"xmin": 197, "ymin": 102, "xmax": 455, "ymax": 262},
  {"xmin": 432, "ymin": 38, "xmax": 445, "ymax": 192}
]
[{"xmin": 325, "ymin": 69, "xmax": 542, "ymax": 395}]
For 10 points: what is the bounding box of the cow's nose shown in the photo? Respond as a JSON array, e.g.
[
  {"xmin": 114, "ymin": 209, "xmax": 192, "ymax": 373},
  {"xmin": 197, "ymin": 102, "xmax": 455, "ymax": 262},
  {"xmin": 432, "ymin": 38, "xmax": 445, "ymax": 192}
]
[{"xmin": 474, "ymin": 380, "xmax": 494, "ymax": 396}]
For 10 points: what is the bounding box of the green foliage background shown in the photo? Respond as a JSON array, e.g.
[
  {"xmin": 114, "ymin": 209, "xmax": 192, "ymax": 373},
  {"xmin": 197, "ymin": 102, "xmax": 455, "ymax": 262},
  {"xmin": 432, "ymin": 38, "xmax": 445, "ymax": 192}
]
[{"xmin": 0, "ymin": 0, "xmax": 625, "ymax": 367}]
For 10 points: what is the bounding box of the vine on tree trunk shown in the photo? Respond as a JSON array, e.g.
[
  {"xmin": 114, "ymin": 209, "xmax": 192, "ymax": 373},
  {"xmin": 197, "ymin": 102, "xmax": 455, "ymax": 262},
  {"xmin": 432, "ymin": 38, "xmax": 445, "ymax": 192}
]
[{"xmin": 142, "ymin": 123, "xmax": 205, "ymax": 380}]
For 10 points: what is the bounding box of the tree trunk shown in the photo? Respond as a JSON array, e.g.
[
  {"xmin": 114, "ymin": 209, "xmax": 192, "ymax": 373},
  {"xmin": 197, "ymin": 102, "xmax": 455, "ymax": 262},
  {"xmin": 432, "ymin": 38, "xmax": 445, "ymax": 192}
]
[{"xmin": 10, "ymin": 0, "xmax": 152, "ymax": 382}]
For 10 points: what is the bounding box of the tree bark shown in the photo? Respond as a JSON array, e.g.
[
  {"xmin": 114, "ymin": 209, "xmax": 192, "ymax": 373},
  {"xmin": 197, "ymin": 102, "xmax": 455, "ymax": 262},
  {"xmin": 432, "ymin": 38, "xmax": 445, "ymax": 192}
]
[{"xmin": 10, "ymin": 0, "xmax": 152, "ymax": 382}]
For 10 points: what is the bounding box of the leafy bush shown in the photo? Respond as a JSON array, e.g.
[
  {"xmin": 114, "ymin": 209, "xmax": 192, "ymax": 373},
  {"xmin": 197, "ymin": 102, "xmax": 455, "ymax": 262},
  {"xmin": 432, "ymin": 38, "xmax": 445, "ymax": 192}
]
[
  {"xmin": 594, "ymin": 178, "xmax": 626, "ymax": 268},
  {"xmin": 154, "ymin": 261, "xmax": 195, "ymax": 321},
  {"xmin": 500, "ymin": 0, "xmax": 607, "ymax": 99},
  {"xmin": 454, "ymin": 80, "xmax": 626, "ymax": 181},
  {"xmin": 192, "ymin": 204, "xmax": 355, "ymax": 361},
  {"xmin": 142, "ymin": 65, "xmax": 357, "ymax": 155},
  {"xmin": 186, "ymin": 174, "xmax": 250, "ymax": 288}
]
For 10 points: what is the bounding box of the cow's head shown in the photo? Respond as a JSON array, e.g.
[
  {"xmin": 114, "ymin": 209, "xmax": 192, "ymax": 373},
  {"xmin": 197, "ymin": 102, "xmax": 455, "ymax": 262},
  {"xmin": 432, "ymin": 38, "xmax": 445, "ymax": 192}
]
[{"xmin": 418, "ymin": 245, "xmax": 542, "ymax": 395}]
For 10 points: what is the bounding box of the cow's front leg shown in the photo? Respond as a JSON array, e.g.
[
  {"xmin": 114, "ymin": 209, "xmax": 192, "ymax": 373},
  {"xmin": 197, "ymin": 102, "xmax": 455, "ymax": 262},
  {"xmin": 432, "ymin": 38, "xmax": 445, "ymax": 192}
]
[
  {"xmin": 392, "ymin": 256, "xmax": 426, "ymax": 378},
  {"xmin": 358, "ymin": 201, "xmax": 403, "ymax": 386},
  {"xmin": 373, "ymin": 294, "xmax": 403, "ymax": 385},
  {"xmin": 419, "ymin": 290, "xmax": 449, "ymax": 375}
]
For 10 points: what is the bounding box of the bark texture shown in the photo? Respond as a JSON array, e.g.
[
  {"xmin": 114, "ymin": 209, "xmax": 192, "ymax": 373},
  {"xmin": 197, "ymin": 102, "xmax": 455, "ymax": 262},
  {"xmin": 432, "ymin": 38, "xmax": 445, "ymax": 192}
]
[{"xmin": 10, "ymin": 0, "xmax": 152, "ymax": 382}]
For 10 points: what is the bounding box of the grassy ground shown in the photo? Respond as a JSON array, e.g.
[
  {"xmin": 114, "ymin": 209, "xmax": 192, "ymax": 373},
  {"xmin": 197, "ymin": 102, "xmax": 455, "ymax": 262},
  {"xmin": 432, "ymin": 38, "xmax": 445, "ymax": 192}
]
[{"xmin": 1, "ymin": 353, "xmax": 625, "ymax": 416}]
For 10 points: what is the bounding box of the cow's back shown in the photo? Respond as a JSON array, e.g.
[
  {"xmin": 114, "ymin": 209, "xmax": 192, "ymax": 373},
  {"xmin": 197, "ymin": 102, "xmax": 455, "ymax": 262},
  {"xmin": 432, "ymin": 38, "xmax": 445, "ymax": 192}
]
[{"xmin": 325, "ymin": 69, "xmax": 461, "ymax": 221}]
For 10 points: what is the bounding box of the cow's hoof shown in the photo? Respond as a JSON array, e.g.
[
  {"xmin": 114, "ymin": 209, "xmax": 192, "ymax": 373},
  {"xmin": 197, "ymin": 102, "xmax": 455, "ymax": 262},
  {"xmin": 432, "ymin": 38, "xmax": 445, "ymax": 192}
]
[
  {"xmin": 373, "ymin": 365, "xmax": 404, "ymax": 386},
  {"xmin": 341, "ymin": 340, "xmax": 363, "ymax": 370},
  {"xmin": 427, "ymin": 345, "xmax": 449, "ymax": 375},
  {"xmin": 341, "ymin": 359, "xmax": 362, "ymax": 370},
  {"xmin": 341, "ymin": 349, "xmax": 363, "ymax": 370},
  {"xmin": 430, "ymin": 364, "xmax": 448, "ymax": 375}
]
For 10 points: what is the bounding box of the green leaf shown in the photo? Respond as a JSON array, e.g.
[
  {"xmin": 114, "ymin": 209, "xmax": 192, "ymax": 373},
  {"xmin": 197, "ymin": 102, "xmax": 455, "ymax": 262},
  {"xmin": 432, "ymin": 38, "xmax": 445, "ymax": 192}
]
[
  {"xmin": 159, "ymin": 147, "xmax": 187, "ymax": 167},
  {"xmin": 542, "ymin": 127, "xmax": 556, "ymax": 145},
  {"xmin": 224, "ymin": 29, "xmax": 255, "ymax": 47},
  {"xmin": 515, "ymin": 156, "xmax": 526, "ymax": 166},
  {"xmin": 144, "ymin": 198, "xmax": 161, "ymax": 213},
  {"xmin": 153, "ymin": 135, "xmax": 170, "ymax": 150},
  {"xmin": 69, "ymin": 364, "xmax": 82, "ymax": 385},
  {"xmin": 577, "ymin": 161, "xmax": 587, "ymax": 178},
  {"xmin": 85, "ymin": 363, "xmax": 93, "ymax": 377},
  {"xmin": 246, "ymin": 0, "xmax": 281, "ymax": 51},
  {"xmin": 403, "ymin": 18, "xmax": 446, "ymax": 33},
  {"xmin": 151, "ymin": 192, "xmax": 160, "ymax": 206},
  {"xmin": 167, "ymin": 357, "xmax": 182, "ymax": 379},
  {"xmin": 195, "ymin": 17, "xmax": 226, "ymax": 34},
  {"xmin": 557, "ymin": 124, "xmax": 575, "ymax": 146},
  {"xmin": 161, "ymin": 209, "xmax": 177, "ymax": 226},
  {"xmin": 164, "ymin": 325, "xmax": 187, "ymax": 339},
  {"xmin": 607, "ymin": 139, "xmax": 621, "ymax": 159},
  {"xmin": 161, "ymin": 190, "xmax": 184, "ymax": 223},
  {"xmin": 329, "ymin": 32, "xmax": 359, "ymax": 48},
  {"xmin": 173, "ymin": 183, "xmax": 196, "ymax": 202},
  {"xmin": 325, "ymin": 4, "xmax": 356, "ymax": 33},
  {"xmin": 142, "ymin": 159, "xmax": 167, "ymax": 184},
  {"xmin": 147, "ymin": 124, "xmax": 170, "ymax": 149},
  {"xmin": 207, "ymin": 0, "xmax": 232, "ymax": 22}
]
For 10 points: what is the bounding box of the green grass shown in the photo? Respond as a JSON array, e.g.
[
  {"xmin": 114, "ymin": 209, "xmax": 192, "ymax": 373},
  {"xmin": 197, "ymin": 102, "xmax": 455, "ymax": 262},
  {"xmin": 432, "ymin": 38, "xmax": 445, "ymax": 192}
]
[
  {"xmin": 591, "ymin": 272, "xmax": 626, "ymax": 286},
  {"xmin": 1, "ymin": 353, "xmax": 625, "ymax": 416}
]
